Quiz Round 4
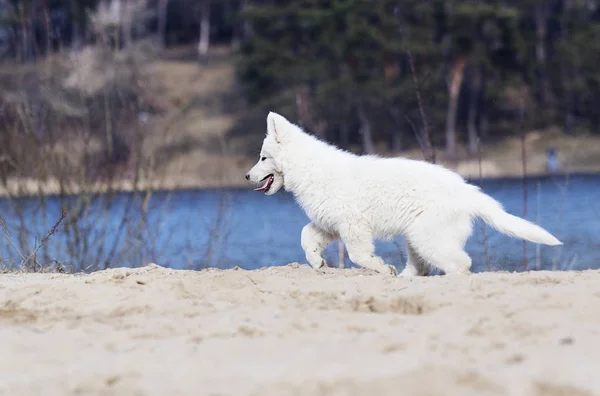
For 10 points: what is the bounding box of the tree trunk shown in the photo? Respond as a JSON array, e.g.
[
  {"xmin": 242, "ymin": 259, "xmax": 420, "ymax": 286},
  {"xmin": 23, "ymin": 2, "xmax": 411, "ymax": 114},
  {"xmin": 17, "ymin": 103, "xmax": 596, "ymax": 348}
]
[
  {"xmin": 242, "ymin": 0, "xmax": 252, "ymax": 40},
  {"xmin": 480, "ymin": 110, "xmax": 489, "ymax": 138},
  {"xmin": 295, "ymin": 92, "xmax": 304, "ymax": 128},
  {"xmin": 70, "ymin": 0, "xmax": 82, "ymax": 51},
  {"xmin": 231, "ymin": 0, "xmax": 250, "ymax": 47},
  {"xmin": 479, "ymin": 70, "xmax": 488, "ymax": 138},
  {"xmin": 357, "ymin": 104, "xmax": 375, "ymax": 154},
  {"xmin": 295, "ymin": 85, "xmax": 327, "ymax": 137},
  {"xmin": 110, "ymin": 0, "xmax": 123, "ymax": 49},
  {"xmin": 18, "ymin": 2, "xmax": 31, "ymax": 61},
  {"xmin": 406, "ymin": 50, "xmax": 435, "ymax": 163},
  {"xmin": 391, "ymin": 129, "xmax": 403, "ymax": 153},
  {"xmin": 535, "ymin": 2, "xmax": 550, "ymax": 105},
  {"xmin": 123, "ymin": 1, "xmax": 133, "ymax": 48},
  {"xmin": 339, "ymin": 123, "xmax": 350, "ymax": 149},
  {"xmin": 467, "ymin": 66, "xmax": 481, "ymax": 155},
  {"xmin": 42, "ymin": 0, "xmax": 51, "ymax": 55},
  {"xmin": 198, "ymin": 0, "xmax": 211, "ymax": 56},
  {"xmin": 388, "ymin": 106, "xmax": 403, "ymax": 152},
  {"xmin": 445, "ymin": 57, "xmax": 466, "ymax": 159},
  {"xmin": 561, "ymin": 0, "xmax": 574, "ymax": 134},
  {"xmin": 157, "ymin": 0, "xmax": 169, "ymax": 48}
]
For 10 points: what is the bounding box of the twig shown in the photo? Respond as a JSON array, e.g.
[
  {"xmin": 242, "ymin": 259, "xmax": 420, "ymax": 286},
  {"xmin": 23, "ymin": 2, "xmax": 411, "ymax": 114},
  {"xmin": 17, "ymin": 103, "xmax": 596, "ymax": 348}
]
[
  {"xmin": 519, "ymin": 98, "xmax": 528, "ymax": 271},
  {"xmin": 244, "ymin": 275, "xmax": 267, "ymax": 293},
  {"xmin": 406, "ymin": 50, "xmax": 435, "ymax": 164},
  {"xmin": 551, "ymin": 173, "xmax": 570, "ymax": 270},
  {"xmin": 477, "ymin": 136, "xmax": 491, "ymax": 271},
  {"xmin": 21, "ymin": 210, "xmax": 66, "ymax": 271},
  {"xmin": 404, "ymin": 115, "xmax": 426, "ymax": 151},
  {"xmin": 535, "ymin": 181, "xmax": 541, "ymax": 270},
  {"xmin": 0, "ymin": 215, "xmax": 27, "ymax": 262}
]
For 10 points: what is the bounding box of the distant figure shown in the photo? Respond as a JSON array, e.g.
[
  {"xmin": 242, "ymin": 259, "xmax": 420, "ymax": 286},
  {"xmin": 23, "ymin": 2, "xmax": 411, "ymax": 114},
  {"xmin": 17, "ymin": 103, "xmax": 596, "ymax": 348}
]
[{"xmin": 546, "ymin": 147, "xmax": 559, "ymax": 173}]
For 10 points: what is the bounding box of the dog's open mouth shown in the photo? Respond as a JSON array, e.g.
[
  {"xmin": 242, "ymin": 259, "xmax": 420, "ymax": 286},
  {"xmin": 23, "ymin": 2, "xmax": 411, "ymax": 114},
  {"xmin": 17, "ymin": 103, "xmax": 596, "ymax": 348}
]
[{"xmin": 254, "ymin": 174, "xmax": 274, "ymax": 192}]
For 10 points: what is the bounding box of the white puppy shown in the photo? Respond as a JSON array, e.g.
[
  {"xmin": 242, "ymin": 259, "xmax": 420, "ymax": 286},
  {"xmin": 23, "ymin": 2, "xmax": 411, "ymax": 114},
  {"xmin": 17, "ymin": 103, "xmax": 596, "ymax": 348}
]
[{"xmin": 246, "ymin": 112, "xmax": 562, "ymax": 276}]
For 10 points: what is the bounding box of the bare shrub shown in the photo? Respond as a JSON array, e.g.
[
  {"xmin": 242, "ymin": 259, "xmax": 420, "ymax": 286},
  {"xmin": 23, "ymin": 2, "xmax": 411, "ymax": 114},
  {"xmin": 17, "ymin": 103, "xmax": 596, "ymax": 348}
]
[{"xmin": 0, "ymin": 34, "xmax": 172, "ymax": 271}]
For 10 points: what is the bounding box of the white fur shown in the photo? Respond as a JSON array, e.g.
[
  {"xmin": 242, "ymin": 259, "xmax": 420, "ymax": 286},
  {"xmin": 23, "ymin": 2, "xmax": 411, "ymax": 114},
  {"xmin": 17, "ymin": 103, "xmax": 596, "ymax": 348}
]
[{"xmin": 246, "ymin": 112, "xmax": 563, "ymax": 276}]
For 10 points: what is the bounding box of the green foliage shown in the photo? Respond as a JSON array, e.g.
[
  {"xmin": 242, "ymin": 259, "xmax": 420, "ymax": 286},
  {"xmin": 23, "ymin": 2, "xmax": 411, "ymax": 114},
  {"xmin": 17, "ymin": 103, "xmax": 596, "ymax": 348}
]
[
  {"xmin": 4, "ymin": 0, "xmax": 600, "ymax": 152},
  {"xmin": 236, "ymin": 0, "xmax": 446, "ymax": 148},
  {"xmin": 236, "ymin": 0, "xmax": 600, "ymax": 153}
]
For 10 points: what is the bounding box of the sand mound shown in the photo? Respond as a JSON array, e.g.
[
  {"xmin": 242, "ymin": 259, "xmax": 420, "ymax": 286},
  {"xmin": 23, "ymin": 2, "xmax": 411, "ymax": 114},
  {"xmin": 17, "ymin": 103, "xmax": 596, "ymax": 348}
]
[{"xmin": 1, "ymin": 263, "xmax": 599, "ymax": 395}]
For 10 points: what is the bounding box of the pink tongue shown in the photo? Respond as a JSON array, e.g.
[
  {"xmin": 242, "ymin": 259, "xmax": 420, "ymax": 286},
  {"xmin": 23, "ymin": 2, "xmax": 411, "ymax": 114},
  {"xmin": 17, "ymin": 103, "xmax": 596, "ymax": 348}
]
[{"xmin": 254, "ymin": 176, "xmax": 273, "ymax": 191}]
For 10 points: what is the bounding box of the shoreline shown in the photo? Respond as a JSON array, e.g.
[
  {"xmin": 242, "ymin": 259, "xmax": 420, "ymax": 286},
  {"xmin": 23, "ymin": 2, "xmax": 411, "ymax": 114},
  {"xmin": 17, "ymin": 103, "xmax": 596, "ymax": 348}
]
[{"xmin": 0, "ymin": 168, "xmax": 593, "ymax": 200}]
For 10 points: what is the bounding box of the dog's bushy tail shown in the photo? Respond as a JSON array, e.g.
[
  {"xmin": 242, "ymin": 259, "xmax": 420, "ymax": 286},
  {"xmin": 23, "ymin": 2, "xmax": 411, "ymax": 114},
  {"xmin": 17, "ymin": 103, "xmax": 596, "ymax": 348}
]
[{"xmin": 472, "ymin": 188, "xmax": 562, "ymax": 246}]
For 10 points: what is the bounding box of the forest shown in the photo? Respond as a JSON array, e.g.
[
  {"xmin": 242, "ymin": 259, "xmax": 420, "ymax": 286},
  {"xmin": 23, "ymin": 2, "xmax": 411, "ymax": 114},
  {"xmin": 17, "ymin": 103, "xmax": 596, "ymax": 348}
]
[
  {"xmin": 0, "ymin": 0, "xmax": 598, "ymax": 186},
  {"xmin": 234, "ymin": 0, "xmax": 600, "ymax": 161}
]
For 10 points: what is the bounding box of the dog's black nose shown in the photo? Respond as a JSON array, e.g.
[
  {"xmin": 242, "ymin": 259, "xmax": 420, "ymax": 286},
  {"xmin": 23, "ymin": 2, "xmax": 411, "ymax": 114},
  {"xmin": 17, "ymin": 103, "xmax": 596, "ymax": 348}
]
[{"xmin": 245, "ymin": 173, "xmax": 250, "ymax": 180}]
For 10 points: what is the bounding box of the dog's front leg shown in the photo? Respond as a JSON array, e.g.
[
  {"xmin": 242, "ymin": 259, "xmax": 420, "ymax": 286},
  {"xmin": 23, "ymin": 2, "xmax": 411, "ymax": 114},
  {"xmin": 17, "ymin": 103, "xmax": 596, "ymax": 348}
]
[
  {"xmin": 339, "ymin": 224, "xmax": 397, "ymax": 276},
  {"xmin": 301, "ymin": 222, "xmax": 336, "ymax": 270}
]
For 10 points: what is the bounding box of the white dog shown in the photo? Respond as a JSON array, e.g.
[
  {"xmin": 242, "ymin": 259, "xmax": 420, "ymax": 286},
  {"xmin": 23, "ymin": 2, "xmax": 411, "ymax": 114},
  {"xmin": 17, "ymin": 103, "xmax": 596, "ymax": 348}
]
[{"xmin": 245, "ymin": 112, "xmax": 562, "ymax": 276}]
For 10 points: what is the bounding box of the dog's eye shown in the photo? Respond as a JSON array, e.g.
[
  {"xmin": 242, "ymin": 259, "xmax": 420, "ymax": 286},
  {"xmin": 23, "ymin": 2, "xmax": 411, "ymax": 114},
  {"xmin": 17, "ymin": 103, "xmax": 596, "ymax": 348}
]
[{"xmin": 261, "ymin": 156, "xmax": 267, "ymax": 161}]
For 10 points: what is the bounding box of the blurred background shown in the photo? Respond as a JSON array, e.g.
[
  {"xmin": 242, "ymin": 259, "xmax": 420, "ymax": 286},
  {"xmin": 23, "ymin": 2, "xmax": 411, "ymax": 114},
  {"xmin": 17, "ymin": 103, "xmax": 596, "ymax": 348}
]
[{"xmin": 0, "ymin": 0, "xmax": 597, "ymax": 273}]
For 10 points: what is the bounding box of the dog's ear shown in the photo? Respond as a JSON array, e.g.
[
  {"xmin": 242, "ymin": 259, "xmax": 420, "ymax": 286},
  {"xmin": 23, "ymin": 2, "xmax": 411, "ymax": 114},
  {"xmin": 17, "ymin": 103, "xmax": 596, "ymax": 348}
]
[{"xmin": 266, "ymin": 112, "xmax": 290, "ymax": 144}]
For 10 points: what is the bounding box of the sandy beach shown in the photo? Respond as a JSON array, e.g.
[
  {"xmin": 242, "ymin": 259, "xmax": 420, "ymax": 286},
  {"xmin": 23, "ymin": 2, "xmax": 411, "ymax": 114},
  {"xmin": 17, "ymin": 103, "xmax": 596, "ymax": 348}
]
[{"xmin": 1, "ymin": 263, "xmax": 599, "ymax": 395}]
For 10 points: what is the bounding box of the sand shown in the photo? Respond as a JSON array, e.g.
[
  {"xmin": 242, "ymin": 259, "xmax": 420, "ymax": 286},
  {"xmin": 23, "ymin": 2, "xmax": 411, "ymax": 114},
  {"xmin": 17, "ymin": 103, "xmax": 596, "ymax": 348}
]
[{"xmin": 1, "ymin": 263, "xmax": 599, "ymax": 396}]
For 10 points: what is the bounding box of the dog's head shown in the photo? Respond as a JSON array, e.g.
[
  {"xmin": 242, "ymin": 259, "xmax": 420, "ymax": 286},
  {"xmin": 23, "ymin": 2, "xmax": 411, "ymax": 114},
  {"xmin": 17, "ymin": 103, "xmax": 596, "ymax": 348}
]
[{"xmin": 245, "ymin": 112, "xmax": 295, "ymax": 195}]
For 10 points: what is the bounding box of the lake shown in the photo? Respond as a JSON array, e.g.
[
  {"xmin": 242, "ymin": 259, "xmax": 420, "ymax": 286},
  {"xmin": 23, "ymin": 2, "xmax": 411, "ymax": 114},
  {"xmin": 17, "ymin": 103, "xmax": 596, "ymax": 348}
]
[{"xmin": 0, "ymin": 173, "xmax": 598, "ymax": 273}]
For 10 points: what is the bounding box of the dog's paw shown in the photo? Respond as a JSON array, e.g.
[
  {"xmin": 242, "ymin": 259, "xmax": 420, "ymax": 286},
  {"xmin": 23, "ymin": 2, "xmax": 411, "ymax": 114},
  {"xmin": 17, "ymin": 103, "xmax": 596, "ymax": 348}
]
[
  {"xmin": 398, "ymin": 267, "xmax": 417, "ymax": 278},
  {"xmin": 381, "ymin": 265, "xmax": 398, "ymax": 276},
  {"xmin": 309, "ymin": 260, "xmax": 327, "ymax": 270},
  {"xmin": 443, "ymin": 269, "xmax": 471, "ymax": 277}
]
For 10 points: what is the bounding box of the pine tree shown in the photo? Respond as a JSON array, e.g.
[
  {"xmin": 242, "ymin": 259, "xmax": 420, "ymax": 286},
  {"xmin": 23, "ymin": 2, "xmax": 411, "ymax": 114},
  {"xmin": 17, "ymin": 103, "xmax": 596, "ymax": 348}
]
[
  {"xmin": 236, "ymin": 0, "xmax": 444, "ymax": 153},
  {"xmin": 441, "ymin": 1, "xmax": 522, "ymax": 157}
]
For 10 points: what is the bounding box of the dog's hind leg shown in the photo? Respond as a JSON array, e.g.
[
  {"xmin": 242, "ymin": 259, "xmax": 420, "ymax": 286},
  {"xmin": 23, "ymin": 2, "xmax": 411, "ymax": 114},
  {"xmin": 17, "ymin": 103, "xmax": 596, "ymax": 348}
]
[
  {"xmin": 399, "ymin": 242, "xmax": 431, "ymax": 277},
  {"xmin": 301, "ymin": 222, "xmax": 336, "ymax": 269},
  {"xmin": 406, "ymin": 214, "xmax": 473, "ymax": 276},
  {"xmin": 339, "ymin": 224, "xmax": 397, "ymax": 276}
]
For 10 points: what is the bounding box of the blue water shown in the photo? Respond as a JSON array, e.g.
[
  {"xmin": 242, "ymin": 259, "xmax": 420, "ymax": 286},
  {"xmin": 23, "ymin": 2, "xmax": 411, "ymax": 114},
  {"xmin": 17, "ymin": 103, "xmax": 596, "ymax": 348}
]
[{"xmin": 0, "ymin": 173, "xmax": 598, "ymax": 273}]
